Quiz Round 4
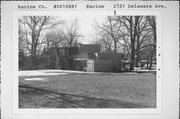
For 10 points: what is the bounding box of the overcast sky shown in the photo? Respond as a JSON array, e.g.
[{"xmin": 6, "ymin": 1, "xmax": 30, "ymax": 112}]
[{"xmin": 56, "ymin": 11, "xmax": 113, "ymax": 44}]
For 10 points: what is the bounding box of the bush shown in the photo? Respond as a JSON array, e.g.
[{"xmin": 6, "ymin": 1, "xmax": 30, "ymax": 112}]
[{"xmin": 19, "ymin": 52, "xmax": 53, "ymax": 70}]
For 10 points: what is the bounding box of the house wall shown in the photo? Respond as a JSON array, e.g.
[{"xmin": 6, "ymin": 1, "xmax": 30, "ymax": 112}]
[
  {"xmin": 99, "ymin": 53, "xmax": 122, "ymax": 72},
  {"xmin": 86, "ymin": 60, "xmax": 94, "ymax": 72},
  {"xmin": 94, "ymin": 60, "xmax": 113, "ymax": 72},
  {"xmin": 78, "ymin": 44, "xmax": 100, "ymax": 54},
  {"xmin": 87, "ymin": 59, "xmax": 113, "ymax": 72},
  {"xmin": 70, "ymin": 60, "xmax": 87, "ymax": 71}
]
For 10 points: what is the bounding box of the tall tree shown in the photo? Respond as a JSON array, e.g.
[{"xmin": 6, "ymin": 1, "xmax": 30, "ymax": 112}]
[
  {"xmin": 118, "ymin": 16, "xmax": 156, "ymax": 70},
  {"xmin": 146, "ymin": 16, "xmax": 156, "ymax": 69},
  {"xmin": 120, "ymin": 16, "xmax": 139, "ymax": 70},
  {"xmin": 134, "ymin": 16, "xmax": 151, "ymax": 67},
  {"xmin": 63, "ymin": 18, "xmax": 81, "ymax": 47},
  {"xmin": 95, "ymin": 16, "xmax": 123, "ymax": 53},
  {"xmin": 93, "ymin": 15, "xmax": 156, "ymax": 71},
  {"xmin": 45, "ymin": 29, "xmax": 66, "ymax": 48},
  {"xmin": 19, "ymin": 16, "xmax": 62, "ymax": 56}
]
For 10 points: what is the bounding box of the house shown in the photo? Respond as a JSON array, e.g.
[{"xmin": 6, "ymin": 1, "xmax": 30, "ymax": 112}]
[
  {"xmin": 46, "ymin": 46, "xmax": 78, "ymax": 69},
  {"xmin": 48, "ymin": 44, "xmax": 123, "ymax": 72}
]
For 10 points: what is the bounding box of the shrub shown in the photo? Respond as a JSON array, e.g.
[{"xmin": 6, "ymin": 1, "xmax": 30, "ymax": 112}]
[{"xmin": 19, "ymin": 52, "xmax": 53, "ymax": 70}]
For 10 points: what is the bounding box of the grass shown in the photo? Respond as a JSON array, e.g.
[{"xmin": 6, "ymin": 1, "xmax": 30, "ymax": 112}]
[{"xmin": 19, "ymin": 70, "xmax": 156, "ymax": 108}]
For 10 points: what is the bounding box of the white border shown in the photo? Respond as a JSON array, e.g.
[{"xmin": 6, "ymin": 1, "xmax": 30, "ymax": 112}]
[{"xmin": 12, "ymin": 11, "xmax": 161, "ymax": 115}]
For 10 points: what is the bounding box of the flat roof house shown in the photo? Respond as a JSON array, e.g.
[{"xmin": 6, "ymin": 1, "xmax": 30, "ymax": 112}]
[{"xmin": 48, "ymin": 44, "xmax": 123, "ymax": 72}]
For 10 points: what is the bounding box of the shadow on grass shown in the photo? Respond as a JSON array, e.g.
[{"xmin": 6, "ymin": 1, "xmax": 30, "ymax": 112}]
[{"xmin": 19, "ymin": 83, "xmax": 148, "ymax": 108}]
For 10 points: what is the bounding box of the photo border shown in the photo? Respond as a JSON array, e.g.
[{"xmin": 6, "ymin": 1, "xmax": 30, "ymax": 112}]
[
  {"xmin": 2, "ymin": 1, "xmax": 179, "ymax": 119},
  {"xmin": 12, "ymin": 10, "xmax": 161, "ymax": 115}
]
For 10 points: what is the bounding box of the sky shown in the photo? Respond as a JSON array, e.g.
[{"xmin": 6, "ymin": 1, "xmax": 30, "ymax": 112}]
[{"xmin": 55, "ymin": 11, "xmax": 113, "ymax": 44}]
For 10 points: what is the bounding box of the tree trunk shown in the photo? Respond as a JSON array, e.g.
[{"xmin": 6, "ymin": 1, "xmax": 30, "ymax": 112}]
[
  {"xmin": 135, "ymin": 31, "xmax": 140, "ymax": 68},
  {"xmin": 135, "ymin": 51, "xmax": 139, "ymax": 67},
  {"xmin": 31, "ymin": 37, "xmax": 35, "ymax": 56},
  {"xmin": 146, "ymin": 58, "xmax": 149, "ymax": 69},
  {"xmin": 129, "ymin": 16, "xmax": 134, "ymax": 71},
  {"xmin": 114, "ymin": 41, "xmax": 117, "ymax": 53},
  {"xmin": 130, "ymin": 16, "xmax": 139, "ymax": 71},
  {"xmin": 130, "ymin": 44, "xmax": 135, "ymax": 71},
  {"xmin": 149, "ymin": 53, "xmax": 154, "ymax": 70}
]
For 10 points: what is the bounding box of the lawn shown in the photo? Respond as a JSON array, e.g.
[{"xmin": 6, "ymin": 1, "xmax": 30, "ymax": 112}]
[{"xmin": 19, "ymin": 70, "xmax": 156, "ymax": 108}]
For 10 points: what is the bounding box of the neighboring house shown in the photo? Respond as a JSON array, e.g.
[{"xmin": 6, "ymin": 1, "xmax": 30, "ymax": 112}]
[{"xmin": 47, "ymin": 44, "xmax": 123, "ymax": 72}]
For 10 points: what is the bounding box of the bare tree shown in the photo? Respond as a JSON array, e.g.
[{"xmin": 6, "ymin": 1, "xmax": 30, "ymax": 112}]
[
  {"xmin": 63, "ymin": 18, "xmax": 81, "ymax": 47},
  {"xmin": 19, "ymin": 16, "xmax": 62, "ymax": 56},
  {"xmin": 95, "ymin": 16, "xmax": 123, "ymax": 53},
  {"xmin": 117, "ymin": 16, "xmax": 156, "ymax": 70},
  {"xmin": 146, "ymin": 16, "xmax": 156, "ymax": 69},
  {"xmin": 118, "ymin": 16, "xmax": 138, "ymax": 70},
  {"xmin": 99, "ymin": 33, "xmax": 113, "ymax": 53},
  {"xmin": 134, "ymin": 16, "xmax": 156, "ymax": 69},
  {"xmin": 45, "ymin": 29, "xmax": 66, "ymax": 48},
  {"xmin": 133, "ymin": 16, "xmax": 152, "ymax": 67}
]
